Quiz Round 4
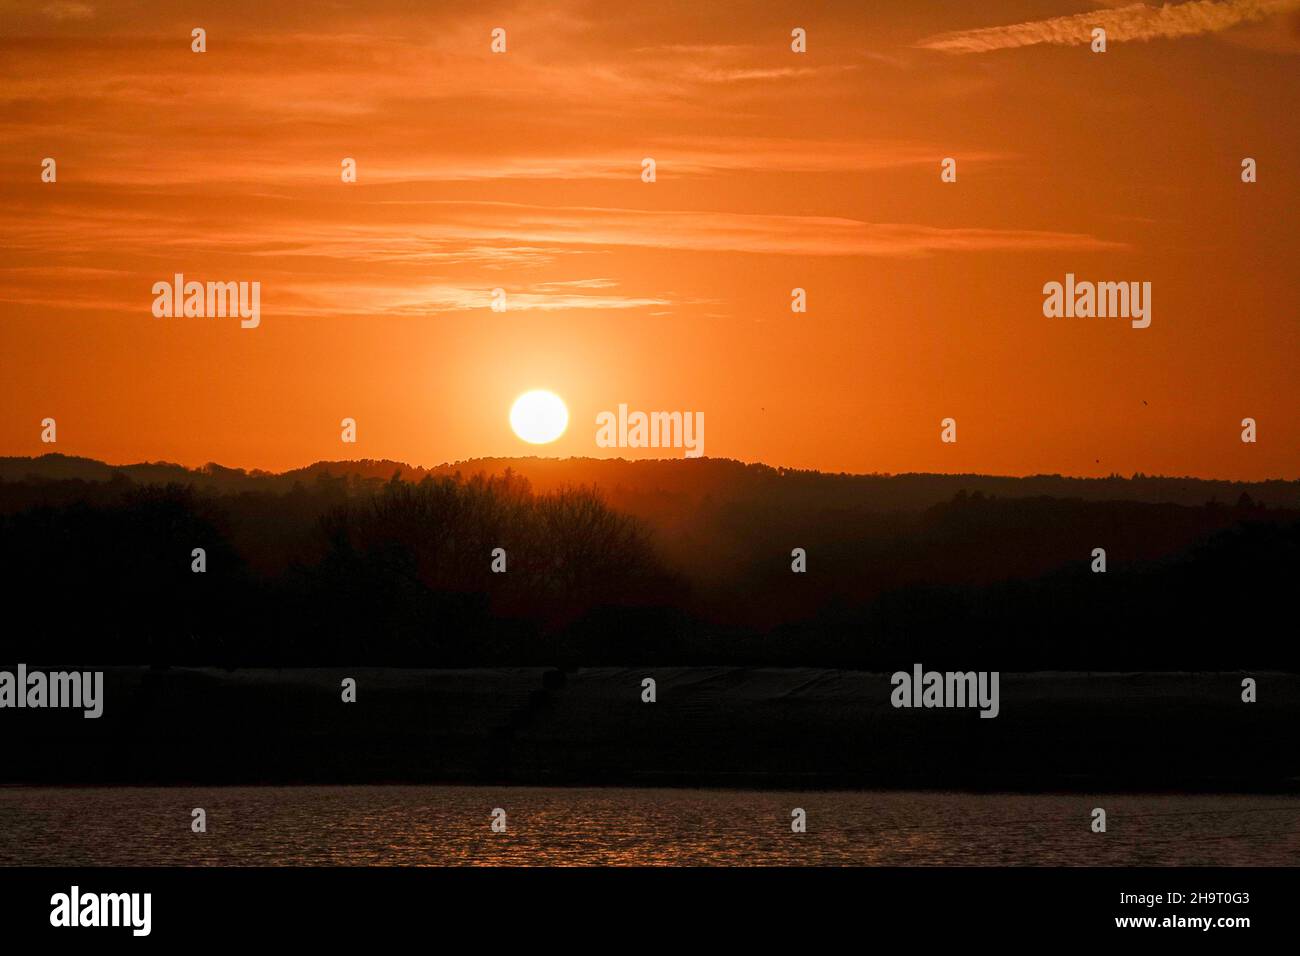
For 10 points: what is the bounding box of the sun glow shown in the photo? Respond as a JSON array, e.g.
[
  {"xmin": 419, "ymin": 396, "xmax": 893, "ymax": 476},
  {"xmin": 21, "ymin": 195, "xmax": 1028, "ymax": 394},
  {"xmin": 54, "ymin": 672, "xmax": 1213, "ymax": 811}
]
[{"xmin": 509, "ymin": 390, "xmax": 569, "ymax": 444}]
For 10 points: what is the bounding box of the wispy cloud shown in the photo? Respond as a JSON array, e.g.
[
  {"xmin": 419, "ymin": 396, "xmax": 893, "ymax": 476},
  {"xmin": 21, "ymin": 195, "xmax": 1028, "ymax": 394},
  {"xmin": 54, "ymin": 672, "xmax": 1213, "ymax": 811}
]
[
  {"xmin": 388, "ymin": 202, "xmax": 1126, "ymax": 259},
  {"xmin": 917, "ymin": 0, "xmax": 1300, "ymax": 54},
  {"xmin": 41, "ymin": 1, "xmax": 94, "ymax": 21},
  {"xmin": 0, "ymin": 137, "xmax": 991, "ymax": 187},
  {"xmin": 275, "ymin": 281, "xmax": 672, "ymax": 317},
  {"xmin": 0, "ymin": 196, "xmax": 1123, "ymax": 273}
]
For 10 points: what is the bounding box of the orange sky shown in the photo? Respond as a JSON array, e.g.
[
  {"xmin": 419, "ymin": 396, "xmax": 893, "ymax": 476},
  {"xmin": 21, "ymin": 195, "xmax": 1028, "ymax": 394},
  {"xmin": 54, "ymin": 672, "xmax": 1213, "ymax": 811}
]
[{"xmin": 2, "ymin": 0, "xmax": 1298, "ymax": 478}]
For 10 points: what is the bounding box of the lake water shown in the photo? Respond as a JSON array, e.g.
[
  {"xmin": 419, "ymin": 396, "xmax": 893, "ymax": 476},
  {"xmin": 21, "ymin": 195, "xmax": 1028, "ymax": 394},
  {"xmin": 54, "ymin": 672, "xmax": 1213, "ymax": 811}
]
[{"xmin": 1, "ymin": 786, "xmax": 1296, "ymax": 866}]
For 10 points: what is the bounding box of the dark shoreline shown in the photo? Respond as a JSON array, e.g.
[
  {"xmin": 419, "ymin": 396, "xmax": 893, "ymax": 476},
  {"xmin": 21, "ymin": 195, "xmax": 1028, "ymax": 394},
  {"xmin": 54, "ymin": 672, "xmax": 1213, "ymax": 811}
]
[
  {"xmin": 8, "ymin": 778, "xmax": 1298, "ymax": 794},
  {"xmin": 4, "ymin": 666, "xmax": 1296, "ymax": 792}
]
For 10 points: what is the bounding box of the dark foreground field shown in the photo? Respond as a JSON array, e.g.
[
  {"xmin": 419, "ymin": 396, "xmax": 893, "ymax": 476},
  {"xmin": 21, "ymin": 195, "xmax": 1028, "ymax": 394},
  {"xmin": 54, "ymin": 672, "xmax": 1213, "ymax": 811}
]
[{"xmin": 5, "ymin": 667, "xmax": 1294, "ymax": 791}]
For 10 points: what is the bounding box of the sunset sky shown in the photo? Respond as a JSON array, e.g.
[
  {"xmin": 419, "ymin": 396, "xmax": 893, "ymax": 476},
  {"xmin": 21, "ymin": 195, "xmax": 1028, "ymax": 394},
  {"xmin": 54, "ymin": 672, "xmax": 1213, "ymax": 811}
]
[{"xmin": 2, "ymin": 0, "xmax": 1297, "ymax": 478}]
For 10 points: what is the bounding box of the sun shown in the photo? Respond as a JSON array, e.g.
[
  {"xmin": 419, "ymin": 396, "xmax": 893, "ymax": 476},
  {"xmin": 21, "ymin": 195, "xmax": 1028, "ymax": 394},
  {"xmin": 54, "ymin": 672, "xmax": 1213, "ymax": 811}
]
[{"xmin": 509, "ymin": 390, "xmax": 569, "ymax": 445}]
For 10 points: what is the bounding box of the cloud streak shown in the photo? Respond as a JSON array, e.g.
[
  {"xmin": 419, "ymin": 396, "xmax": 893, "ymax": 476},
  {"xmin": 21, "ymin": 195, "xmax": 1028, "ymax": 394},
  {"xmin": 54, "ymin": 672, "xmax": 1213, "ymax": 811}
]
[
  {"xmin": 3, "ymin": 198, "xmax": 1122, "ymax": 261},
  {"xmin": 917, "ymin": 0, "xmax": 1300, "ymax": 54}
]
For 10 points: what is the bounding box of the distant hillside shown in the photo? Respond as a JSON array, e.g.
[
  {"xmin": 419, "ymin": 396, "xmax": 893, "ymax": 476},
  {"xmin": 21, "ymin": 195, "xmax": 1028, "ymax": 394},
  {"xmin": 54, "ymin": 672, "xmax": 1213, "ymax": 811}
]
[
  {"xmin": 4, "ymin": 453, "xmax": 1299, "ymax": 510},
  {"xmin": 1, "ymin": 453, "xmax": 1296, "ymax": 670}
]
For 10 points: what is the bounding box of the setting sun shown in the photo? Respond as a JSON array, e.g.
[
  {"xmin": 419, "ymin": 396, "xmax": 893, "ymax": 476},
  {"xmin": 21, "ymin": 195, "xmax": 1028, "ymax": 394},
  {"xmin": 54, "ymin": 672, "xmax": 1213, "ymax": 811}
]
[{"xmin": 509, "ymin": 390, "xmax": 569, "ymax": 445}]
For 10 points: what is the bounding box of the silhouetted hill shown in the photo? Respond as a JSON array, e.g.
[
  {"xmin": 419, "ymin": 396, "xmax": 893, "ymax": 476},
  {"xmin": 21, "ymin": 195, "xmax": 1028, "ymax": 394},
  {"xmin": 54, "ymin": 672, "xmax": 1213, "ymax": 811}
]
[
  {"xmin": 0, "ymin": 454, "xmax": 1296, "ymax": 670},
  {"xmin": 5, "ymin": 453, "xmax": 1299, "ymax": 509}
]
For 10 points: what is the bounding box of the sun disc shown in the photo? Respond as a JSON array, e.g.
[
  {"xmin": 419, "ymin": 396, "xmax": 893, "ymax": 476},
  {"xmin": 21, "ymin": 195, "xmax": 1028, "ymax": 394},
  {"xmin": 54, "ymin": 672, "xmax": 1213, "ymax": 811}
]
[{"xmin": 509, "ymin": 390, "xmax": 568, "ymax": 444}]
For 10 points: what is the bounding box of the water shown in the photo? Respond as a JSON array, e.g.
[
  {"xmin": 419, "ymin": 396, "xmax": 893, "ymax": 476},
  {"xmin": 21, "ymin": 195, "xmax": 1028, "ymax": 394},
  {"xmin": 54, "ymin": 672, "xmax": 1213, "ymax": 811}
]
[{"xmin": 1, "ymin": 786, "xmax": 1296, "ymax": 866}]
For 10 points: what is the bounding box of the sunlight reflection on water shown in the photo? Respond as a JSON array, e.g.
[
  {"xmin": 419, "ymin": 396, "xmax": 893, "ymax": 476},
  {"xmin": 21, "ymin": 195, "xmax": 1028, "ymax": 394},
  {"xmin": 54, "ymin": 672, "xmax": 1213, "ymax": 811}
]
[{"xmin": 1, "ymin": 786, "xmax": 1296, "ymax": 866}]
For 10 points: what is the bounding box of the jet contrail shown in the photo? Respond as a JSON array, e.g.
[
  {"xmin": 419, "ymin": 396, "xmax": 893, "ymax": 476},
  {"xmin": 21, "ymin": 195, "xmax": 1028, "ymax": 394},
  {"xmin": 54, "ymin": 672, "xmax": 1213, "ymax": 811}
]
[{"xmin": 917, "ymin": 0, "xmax": 1299, "ymax": 54}]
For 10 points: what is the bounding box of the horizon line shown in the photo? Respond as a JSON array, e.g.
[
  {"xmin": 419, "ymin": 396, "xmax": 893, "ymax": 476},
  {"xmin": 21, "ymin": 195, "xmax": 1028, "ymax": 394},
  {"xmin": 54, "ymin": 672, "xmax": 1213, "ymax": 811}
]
[{"xmin": 4, "ymin": 452, "xmax": 1297, "ymax": 486}]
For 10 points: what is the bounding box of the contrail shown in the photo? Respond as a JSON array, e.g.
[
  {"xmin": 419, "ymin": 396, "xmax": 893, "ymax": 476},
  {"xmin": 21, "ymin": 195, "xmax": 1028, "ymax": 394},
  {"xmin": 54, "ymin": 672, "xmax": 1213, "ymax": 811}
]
[{"xmin": 917, "ymin": 0, "xmax": 1300, "ymax": 54}]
